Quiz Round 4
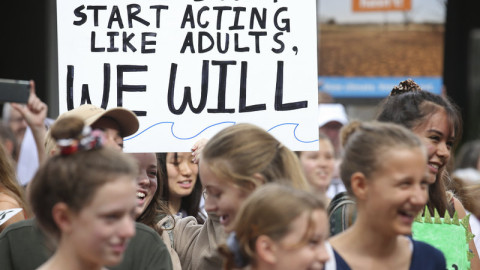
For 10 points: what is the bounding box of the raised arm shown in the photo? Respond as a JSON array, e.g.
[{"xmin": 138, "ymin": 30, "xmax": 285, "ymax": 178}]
[{"xmin": 10, "ymin": 80, "xmax": 48, "ymax": 164}]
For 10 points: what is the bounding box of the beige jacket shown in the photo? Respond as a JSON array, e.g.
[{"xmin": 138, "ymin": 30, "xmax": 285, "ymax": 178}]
[
  {"xmin": 157, "ymin": 216, "xmax": 182, "ymax": 270},
  {"xmin": 172, "ymin": 214, "xmax": 227, "ymax": 270}
]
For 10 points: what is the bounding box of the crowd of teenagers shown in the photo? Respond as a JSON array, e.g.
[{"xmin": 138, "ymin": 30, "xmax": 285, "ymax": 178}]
[{"xmin": 0, "ymin": 78, "xmax": 480, "ymax": 270}]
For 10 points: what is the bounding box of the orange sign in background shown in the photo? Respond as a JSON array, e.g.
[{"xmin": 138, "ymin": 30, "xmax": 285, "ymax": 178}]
[{"xmin": 352, "ymin": 0, "xmax": 411, "ymax": 12}]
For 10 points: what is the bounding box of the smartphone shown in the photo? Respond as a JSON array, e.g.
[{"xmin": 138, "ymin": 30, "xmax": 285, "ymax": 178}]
[{"xmin": 0, "ymin": 78, "xmax": 30, "ymax": 104}]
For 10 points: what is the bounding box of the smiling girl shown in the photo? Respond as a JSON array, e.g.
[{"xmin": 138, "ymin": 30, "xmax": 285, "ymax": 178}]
[
  {"xmin": 221, "ymin": 183, "xmax": 330, "ymax": 270},
  {"xmin": 377, "ymin": 79, "xmax": 480, "ymax": 268},
  {"xmin": 200, "ymin": 123, "xmax": 310, "ymax": 232},
  {"xmin": 130, "ymin": 152, "xmax": 182, "ymax": 270},
  {"xmin": 330, "ymin": 121, "xmax": 445, "ymax": 269},
  {"xmin": 158, "ymin": 152, "xmax": 205, "ymax": 223},
  {"xmin": 131, "ymin": 152, "xmax": 160, "ymax": 228},
  {"xmin": 296, "ymin": 133, "xmax": 335, "ymax": 203},
  {"xmin": 29, "ymin": 117, "xmax": 138, "ymax": 270},
  {"xmin": 172, "ymin": 123, "xmax": 310, "ymax": 270},
  {"xmin": 377, "ymin": 79, "xmax": 461, "ymax": 217}
]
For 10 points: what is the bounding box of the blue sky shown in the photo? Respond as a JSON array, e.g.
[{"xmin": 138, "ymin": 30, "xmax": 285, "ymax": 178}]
[{"xmin": 318, "ymin": 0, "xmax": 446, "ymax": 24}]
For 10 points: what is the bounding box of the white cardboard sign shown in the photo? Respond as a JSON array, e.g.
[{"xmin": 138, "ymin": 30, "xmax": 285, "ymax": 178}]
[{"xmin": 57, "ymin": 0, "xmax": 319, "ymax": 152}]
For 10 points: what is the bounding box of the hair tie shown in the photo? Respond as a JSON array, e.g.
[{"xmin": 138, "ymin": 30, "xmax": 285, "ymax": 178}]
[
  {"xmin": 57, "ymin": 126, "xmax": 105, "ymax": 155},
  {"xmin": 227, "ymin": 232, "xmax": 248, "ymax": 268}
]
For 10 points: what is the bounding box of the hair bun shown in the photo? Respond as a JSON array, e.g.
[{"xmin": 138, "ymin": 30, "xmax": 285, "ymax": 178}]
[
  {"xmin": 340, "ymin": 121, "xmax": 362, "ymax": 147},
  {"xmin": 50, "ymin": 117, "xmax": 85, "ymax": 141},
  {"xmin": 390, "ymin": 79, "xmax": 422, "ymax": 96},
  {"xmin": 50, "ymin": 116, "xmax": 105, "ymax": 155}
]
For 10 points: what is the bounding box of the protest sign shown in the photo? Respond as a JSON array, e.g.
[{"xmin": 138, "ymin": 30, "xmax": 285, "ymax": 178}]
[{"xmin": 57, "ymin": 0, "xmax": 319, "ymax": 152}]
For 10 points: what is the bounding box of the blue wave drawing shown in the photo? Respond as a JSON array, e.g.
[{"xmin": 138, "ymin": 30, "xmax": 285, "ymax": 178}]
[
  {"xmin": 268, "ymin": 123, "xmax": 319, "ymax": 144},
  {"xmin": 124, "ymin": 122, "xmax": 318, "ymax": 144}
]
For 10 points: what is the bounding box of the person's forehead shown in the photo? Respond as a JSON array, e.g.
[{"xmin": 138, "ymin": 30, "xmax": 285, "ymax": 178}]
[{"xmin": 416, "ymin": 109, "xmax": 455, "ymax": 137}]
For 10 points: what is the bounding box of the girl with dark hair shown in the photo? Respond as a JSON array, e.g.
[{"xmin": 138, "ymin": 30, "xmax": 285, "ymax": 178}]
[
  {"xmin": 157, "ymin": 152, "xmax": 205, "ymax": 224},
  {"xmin": 377, "ymin": 79, "xmax": 462, "ymax": 217},
  {"xmin": 131, "ymin": 152, "xmax": 182, "ymax": 270},
  {"xmin": 376, "ymin": 79, "xmax": 479, "ymax": 269},
  {"xmin": 132, "ymin": 152, "xmax": 162, "ymax": 229}
]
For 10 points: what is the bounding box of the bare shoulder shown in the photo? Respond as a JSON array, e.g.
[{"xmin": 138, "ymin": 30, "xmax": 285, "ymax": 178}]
[
  {"xmin": 452, "ymin": 196, "xmax": 467, "ymax": 218},
  {"xmin": 0, "ymin": 194, "xmax": 25, "ymax": 231},
  {"xmin": 0, "ymin": 192, "xmax": 21, "ymax": 209}
]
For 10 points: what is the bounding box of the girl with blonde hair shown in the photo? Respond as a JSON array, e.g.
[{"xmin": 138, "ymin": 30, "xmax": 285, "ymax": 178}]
[
  {"xmin": 221, "ymin": 183, "xmax": 329, "ymax": 270},
  {"xmin": 331, "ymin": 121, "xmax": 445, "ymax": 269},
  {"xmin": 173, "ymin": 123, "xmax": 310, "ymax": 270}
]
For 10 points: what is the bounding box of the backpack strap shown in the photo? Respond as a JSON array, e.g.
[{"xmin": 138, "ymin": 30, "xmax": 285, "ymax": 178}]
[{"xmin": 328, "ymin": 192, "xmax": 357, "ymax": 236}]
